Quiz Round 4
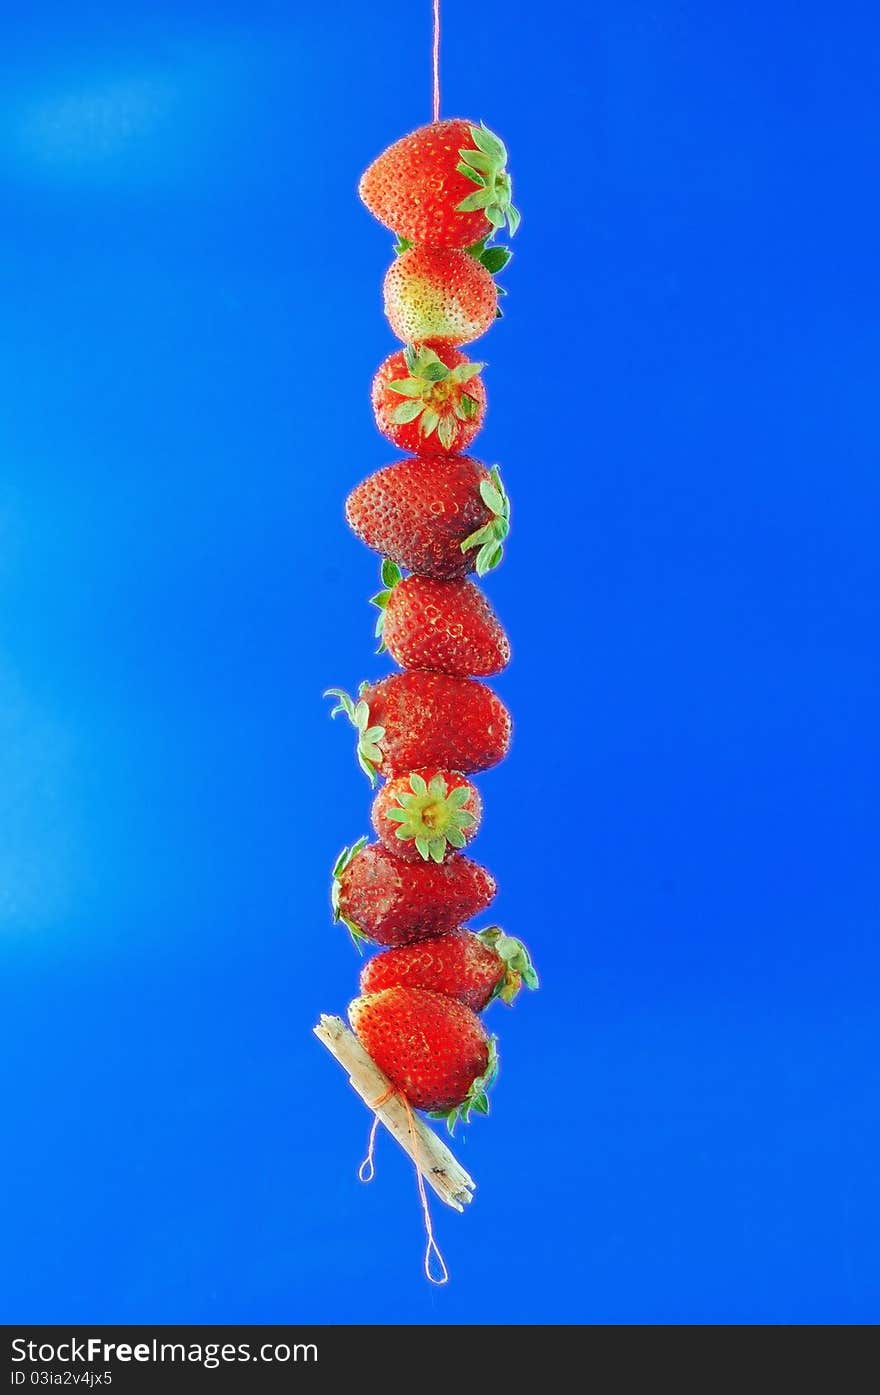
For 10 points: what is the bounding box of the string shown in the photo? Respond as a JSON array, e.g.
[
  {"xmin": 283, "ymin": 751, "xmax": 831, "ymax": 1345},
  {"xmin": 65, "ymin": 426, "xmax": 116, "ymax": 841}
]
[
  {"xmin": 402, "ymin": 1095, "xmax": 449, "ymax": 1286},
  {"xmin": 358, "ymin": 1115, "xmax": 380, "ymax": 1183},
  {"xmin": 432, "ymin": 0, "xmax": 441, "ymax": 123},
  {"xmin": 357, "ymin": 1086, "xmax": 450, "ymax": 1284},
  {"xmin": 357, "ymin": 1085, "xmax": 396, "ymax": 1182}
]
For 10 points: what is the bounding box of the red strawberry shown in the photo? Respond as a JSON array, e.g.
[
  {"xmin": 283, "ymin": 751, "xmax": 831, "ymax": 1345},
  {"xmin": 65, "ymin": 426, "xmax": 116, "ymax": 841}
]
[
  {"xmin": 361, "ymin": 928, "xmax": 539, "ymax": 1011},
  {"xmin": 359, "ymin": 119, "xmax": 520, "ymax": 250},
  {"xmin": 325, "ymin": 672, "xmax": 511, "ymax": 782},
  {"xmin": 331, "ymin": 839, "xmax": 496, "ymax": 947},
  {"xmin": 384, "ymin": 247, "xmax": 497, "ymax": 347},
  {"xmin": 372, "ymin": 562, "xmax": 510, "ymax": 677},
  {"xmin": 349, "ymin": 986, "xmax": 497, "ymax": 1124},
  {"xmin": 371, "ymin": 767, "xmax": 481, "ymax": 862},
  {"xmin": 372, "ymin": 345, "xmax": 486, "ymax": 456},
  {"xmin": 346, "ymin": 456, "xmax": 510, "ymax": 580}
]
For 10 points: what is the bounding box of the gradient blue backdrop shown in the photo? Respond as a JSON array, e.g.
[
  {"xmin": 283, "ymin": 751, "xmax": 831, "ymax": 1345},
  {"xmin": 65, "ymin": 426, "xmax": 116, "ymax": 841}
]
[{"xmin": 1, "ymin": 1, "xmax": 877, "ymax": 1325}]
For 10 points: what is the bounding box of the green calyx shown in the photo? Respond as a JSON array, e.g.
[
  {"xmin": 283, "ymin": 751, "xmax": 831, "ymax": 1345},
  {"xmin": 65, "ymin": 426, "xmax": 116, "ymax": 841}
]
[
  {"xmin": 387, "ymin": 345, "xmax": 485, "ymax": 452},
  {"xmin": 459, "ymin": 464, "xmax": 511, "ymax": 576},
  {"xmin": 456, "ymin": 123, "xmax": 521, "ymax": 237},
  {"xmin": 324, "ymin": 687, "xmax": 385, "ymax": 786},
  {"xmin": 430, "ymin": 1035, "xmax": 499, "ymax": 1135},
  {"xmin": 369, "ymin": 558, "xmax": 403, "ymax": 655},
  {"xmin": 477, "ymin": 927, "xmax": 540, "ymax": 1005},
  {"xmin": 330, "ymin": 836, "xmax": 369, "ymax": 951},
  {"xmin": 385, "ymin": 770, "xmax": 476, "ymax": 863}
]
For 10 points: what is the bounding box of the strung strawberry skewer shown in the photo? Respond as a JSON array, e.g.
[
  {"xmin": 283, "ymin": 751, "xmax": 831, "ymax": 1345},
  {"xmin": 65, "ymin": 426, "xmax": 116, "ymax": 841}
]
[{"xmin": 317, "ymin": 93, "xmax": 536, "ymax": 1280}]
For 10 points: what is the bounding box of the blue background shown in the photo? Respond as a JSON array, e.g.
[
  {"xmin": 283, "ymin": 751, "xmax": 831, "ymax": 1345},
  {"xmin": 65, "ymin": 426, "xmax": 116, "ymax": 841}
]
[{"xmin": 1, "ymin": 1, "xmax": 877, "ymax": 1325}]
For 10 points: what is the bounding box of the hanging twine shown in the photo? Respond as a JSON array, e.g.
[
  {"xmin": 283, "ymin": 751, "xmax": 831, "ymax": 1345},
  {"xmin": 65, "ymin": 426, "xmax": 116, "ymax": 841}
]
[
  {"xmin": 432, "ymin": 0, "xmax": 441, "ymax": 122},
  {"xmin": 358, "ymin": 1086, "xmax": 450, "ymax": 1286}
]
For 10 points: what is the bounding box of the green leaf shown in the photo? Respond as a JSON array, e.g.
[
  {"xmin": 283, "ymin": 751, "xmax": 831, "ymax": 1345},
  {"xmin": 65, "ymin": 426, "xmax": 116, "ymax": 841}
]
[
  {"xmin": 507, "ymin": 202, "xmax": 522, "ymax": 235},
  {"xmin": 480, "ymin": 479, "xmax": 506, "ymax": 515},
  {"xmin": 448, "ymin": 785, "xmax": 471, "ymax": 806},
  {"xmin": 386, "ymin": 807, "xmax": 410, "ymax": 823},
  {"xmin": 460, "ymin": 523, "xmax": 493, "ymax": 553},
  {"xmin": 437, "ymin": 414, "xmax": 456, "ymax": 450},
  {"xmin": 456, "ymin": 162, "xmax": 486, "ymax": 187},
  {"xmin": 419, "ymin": 359, "xmax": 447, "ymax": 384},
  {"xmin": 458, "ymin": 148, "xmax": 495, "ymax": 176},
  {"xmin": 485, "ymin": 203, "xmax": 505, "ymax": 229},
  {"xmin": 458, "ymin": 392, "xmax": 479, "ymax": 420},
  {"xmin": 429, "ymin": 840, "xmax": 446, "ymax": 864},
  {"xmin": 451, "ymin": 361, "xmax": 484, "ymax": 383},
  {"xmin": 446, "ymin": 827, "xmax": 466, "ymax": 849},
  {"xmin": 357, "ymin": 752, "xmax": 378, "ymax": 784},
  {"xmin": 386, "ymin": 378, "xmax": 423, "ymax": 398},
  {"xmin": 420, "ymin": 407, "xmax": 440, "ymax": 437},
  {"xmin": 324, "ymin": 687, "xmax": 355, "ymax": 721},
  {"xmin": 428, "ymin": 774, "xmax": 447, "ymax": 798},
  {"xmin": 480, "ymin": 245, "xmax": 512, "ymax": 274},
  {"xmin": 380, "ymin": 558, "xmax": 402, "ymax": 588},
  {"xmin": 392, "ymin": 399, "xmax": 424, "ymax": 425},
  {"xmin": 469, "ymin": 123, "xmax": 507, "ymax": 164},
  {"xmin": 403, "ymin": 344, "xmax": 418, "ymax": 373},
  {"xmin": 456, "ymin": 188, "xmax": 495, "ymax": 214},
  {"xmin": 393, "ymin": 236, "xmax": 413, "ymax": 254},
  {"xmin": 415, "ymin": 835, "xmax": 431, "ymax": 861},
  {"xmin": 353, "ymin": 699, "xmax": 370, "ymax": 729},
  {"xmin": 409, "ymin": 772, "xmax": 428, "ymax": 796},
  {"xmin": 476, "ymin": 540, "xmax": 503, "ymax": 575}
]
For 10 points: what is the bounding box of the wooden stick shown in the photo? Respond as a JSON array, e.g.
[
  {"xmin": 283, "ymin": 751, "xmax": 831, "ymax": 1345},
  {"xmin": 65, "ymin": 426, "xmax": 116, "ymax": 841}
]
[{"xmin": 313, "ymin": 1014, "xmax": 476, "ymax": 1212}]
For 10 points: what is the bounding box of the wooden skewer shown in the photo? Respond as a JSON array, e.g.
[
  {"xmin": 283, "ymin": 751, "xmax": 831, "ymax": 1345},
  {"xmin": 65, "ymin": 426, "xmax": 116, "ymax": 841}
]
[{"xmin": 313, "ymin": 1013, "xmax": 476, "ymax": 1212}]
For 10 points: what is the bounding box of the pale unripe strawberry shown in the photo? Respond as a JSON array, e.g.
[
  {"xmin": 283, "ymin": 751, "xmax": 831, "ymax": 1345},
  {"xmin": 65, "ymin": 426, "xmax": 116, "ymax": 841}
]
[{"xmin": 384, "ymin": 247, "xmax": 497, "ymax": 347}]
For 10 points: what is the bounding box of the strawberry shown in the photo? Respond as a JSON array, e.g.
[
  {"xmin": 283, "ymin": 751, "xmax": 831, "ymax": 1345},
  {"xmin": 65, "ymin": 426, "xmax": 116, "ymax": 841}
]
[
  {"xmin": 372, "ymin": 345, "xmax": 486, "ymax": 455},
  {"xmin": 331, "ymin": 839, "xmax": 496, "ymax": 947},
  {"xmin": 349, "ymin": 986, "xmax": 498, "ymax": 1124},
  {"xmin": 345, "ymin": 456, "xmax": 510, "ymax": 580},
  {"xmin": 384, "ymin": 247, "xmax": 497, "ymax": 347},
  {"xmin": 359, "ymin": 119, "xmax": 520, "ymax": 250},
  {"xmin": 372, "ymin": 561, "xmax": 510, "ymax": 677},
  {"xmin": 360, "ymin": 928, "xmax": 539, "ymax": 1011},
  {"xmin": 371, "ymin": 767, "xmax": 481, "ymax": 863},
  {"xmin": 325, "ymin": 672, "xmax": 511, "ymax": 782}
]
